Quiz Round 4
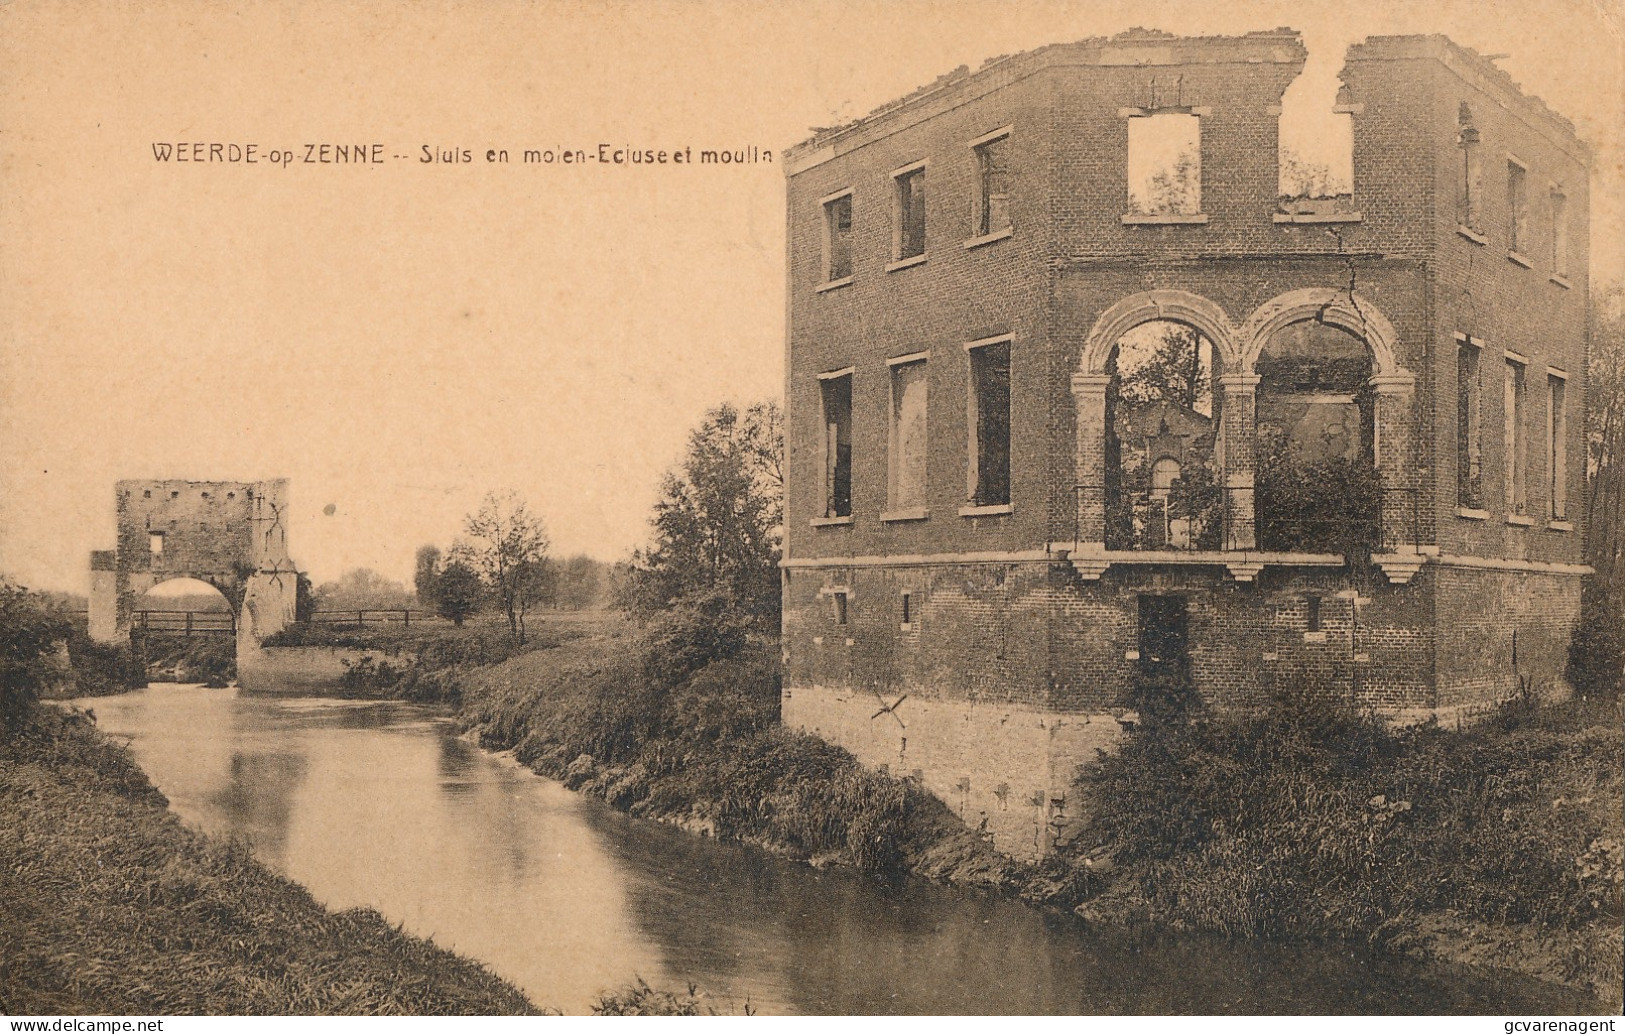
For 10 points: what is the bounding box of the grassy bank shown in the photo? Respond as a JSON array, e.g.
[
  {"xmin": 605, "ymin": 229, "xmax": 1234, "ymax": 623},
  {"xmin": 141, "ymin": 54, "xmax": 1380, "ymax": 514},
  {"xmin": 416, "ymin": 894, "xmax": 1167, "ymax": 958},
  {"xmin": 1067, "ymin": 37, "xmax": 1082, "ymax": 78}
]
[
  {"xmin": 0, "ymin": 704, "xmax": 538, "ymax": 1015},
  {"xmin": 1067, "ymin": 684, "xmax": 1623, "ymax": 1006},
  {"xmin": 445, "ymin": 620, "xmax": 1621, "ymax": 1008},
  {"xmin": 453, "ymin": 617, "xmax": 1017, "ymax": 885}
]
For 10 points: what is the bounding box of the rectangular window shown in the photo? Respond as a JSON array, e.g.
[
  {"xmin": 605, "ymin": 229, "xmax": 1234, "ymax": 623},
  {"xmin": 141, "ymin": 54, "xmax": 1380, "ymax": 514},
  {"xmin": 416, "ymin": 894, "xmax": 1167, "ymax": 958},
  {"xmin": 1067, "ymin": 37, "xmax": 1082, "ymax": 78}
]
[
  {"xmin": 1306, "ymin": 596, "xmax": 1322, "ymax": 633},
  {"xmin": 894, "ymin": 165, "xmax": 926, "ymax": 260},
  {"xmin": 148, "ymin": 531, "xmax": 164, "ymax": 555},
  {"xmin": 1456, "ymin": 337, "xmax": 1483, "ymax": 508},
  {"xmin": 819, "ymin": 372, "xmax": 853, "ymax": 518},
  {"xmin": 1507, "ymin": 160, "xmax": 1528, "ymax": 255},
  {"xmin": 887, "ymin": 356, "xmax": 929, "ymax": 511},
  {"xmin": 900, "ymin": 592, "xmax": 912, "ymax": 626},
  {"xmin": 973, "ymin": 131, "xmax": 1012, "ymax": 237},
  {"xmin": 1550, "ymin": 189, "xmax": 1569, "ymax": 277},
  {"xmin": 968, "ymin": 339, "xmax": 1012, "ymax": 507},
  {"xmin": 832, "ymin": 590, "xmax": 848, "ymax": 626},
  {"xmin": 1127, "ymin": 113, "xmax": 1201, "ymax": 216},
  {"xmin": 1505, "ymin": 355, "xmax": 1527, "ymax": 515},
  {"xmin": 1548, "ymin": 373, "xmax": 1568, "ymax": 520},
  {"xmin": 1457, "ymin": 115, "xmax": 1481, "ymax": 229},
  {"xmin": 822, "ymin": 192, "xmax": 853, "ymax": 283}
]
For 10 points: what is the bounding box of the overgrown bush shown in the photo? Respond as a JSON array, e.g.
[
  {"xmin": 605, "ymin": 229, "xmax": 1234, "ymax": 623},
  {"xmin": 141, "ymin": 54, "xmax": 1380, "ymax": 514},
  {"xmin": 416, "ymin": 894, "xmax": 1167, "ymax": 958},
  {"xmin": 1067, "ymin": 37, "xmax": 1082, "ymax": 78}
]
[
  {"xmin": 1078, "ymin": 682, "xmax": 1623, "ymax": 942},
  {"xmin": 1255, "ymin": 437, "xmax": 1384, "ymax": 558},
  {"xmin": 64, "ymin": 631, "xmax": 145, "ymax": 697},
  {"xmin": 1568, "ymin": 583, "xmax": 1623, "ymax": 702},
  {"xmin": 1, "ymin": 583, "xmax": 71, "ymax": 733},
  {"xmin": 338, "ymin": 656, "xmax": 406, "ymax": 696}
]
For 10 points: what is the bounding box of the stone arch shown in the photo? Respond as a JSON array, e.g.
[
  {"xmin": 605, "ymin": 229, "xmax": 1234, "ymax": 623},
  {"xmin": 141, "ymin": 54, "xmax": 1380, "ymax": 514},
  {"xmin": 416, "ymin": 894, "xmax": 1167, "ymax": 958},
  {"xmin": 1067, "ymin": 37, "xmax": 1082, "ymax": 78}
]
[
  {"xmin": 1237, "ymin": 288, "xmax": 1405, "ymax": 380},
  {"xmin": 1079, "ymin": 289, "xmax": 1241, "ymax": 377}
]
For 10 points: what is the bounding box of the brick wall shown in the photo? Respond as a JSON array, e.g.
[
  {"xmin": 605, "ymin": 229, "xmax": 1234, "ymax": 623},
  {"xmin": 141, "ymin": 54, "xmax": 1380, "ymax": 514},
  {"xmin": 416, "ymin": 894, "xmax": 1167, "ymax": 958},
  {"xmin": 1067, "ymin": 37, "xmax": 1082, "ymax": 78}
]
[{"xmin": 781, "ymin": 30, "xmax": 1591, "ymax": 856}]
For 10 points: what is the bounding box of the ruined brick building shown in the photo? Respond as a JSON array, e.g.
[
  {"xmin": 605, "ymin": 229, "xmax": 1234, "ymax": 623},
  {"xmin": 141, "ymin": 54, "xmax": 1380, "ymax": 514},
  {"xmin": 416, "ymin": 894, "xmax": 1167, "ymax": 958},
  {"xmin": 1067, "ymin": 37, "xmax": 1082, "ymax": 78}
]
[
  {"xmin": 89, "ymin": 478, "xmax": 301, "ymax": 650},
  {"xmin": 779, "ymin": 30, "xmax": 1592, "ymax": 858}
]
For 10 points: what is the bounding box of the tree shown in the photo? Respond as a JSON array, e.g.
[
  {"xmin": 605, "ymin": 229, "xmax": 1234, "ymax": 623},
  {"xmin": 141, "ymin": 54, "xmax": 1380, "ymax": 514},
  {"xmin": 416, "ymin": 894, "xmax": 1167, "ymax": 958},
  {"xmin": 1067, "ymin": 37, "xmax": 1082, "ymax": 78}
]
[
  {"xmin": 433, "ymin": 560, "xmax": 482, "ymax": 627},
  {"xmin": 1116, "ymin": 323, "xmax": 1211, "ymax": 414},
  {"xmin": 1571, "ymin": 289, "xmax": 1625, "ymax": 698},
  {"xmin": 1, "ymin": 582, "xmax": 71, "ymax": 735},
  {"xmin": 414, "ymin": 545, "xmax": 442, "ymax": 608},
  {"xmin": 315, "ymin": 568, "xmax": 416, "ymax": 611},
  {"xmin": 554, "ymin": 554, "xmax": 607, "ymax": 610},
  {"xmin": 459, "ymin": 491, "xmax": 551, "ymax": 643},
  {"xmin": 620, "ymin": 401, "xmax": 784, "ymax": 637}
]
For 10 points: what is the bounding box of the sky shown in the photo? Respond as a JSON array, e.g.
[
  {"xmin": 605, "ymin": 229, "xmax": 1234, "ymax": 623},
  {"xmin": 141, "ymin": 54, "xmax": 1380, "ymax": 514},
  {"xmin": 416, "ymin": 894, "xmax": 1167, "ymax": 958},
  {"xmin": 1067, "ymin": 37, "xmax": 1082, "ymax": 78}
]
[{"xmin": 3, "ymin": 0, "xmax": 1621, "ymax": 593}]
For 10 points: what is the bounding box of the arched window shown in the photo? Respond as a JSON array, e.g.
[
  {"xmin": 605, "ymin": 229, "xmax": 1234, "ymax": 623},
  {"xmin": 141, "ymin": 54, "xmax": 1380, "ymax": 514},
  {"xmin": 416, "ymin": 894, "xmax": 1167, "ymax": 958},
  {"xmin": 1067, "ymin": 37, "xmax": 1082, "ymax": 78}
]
[
  {"xmin": 1254, "ymin": 320, "xmax": 1381, "ymax": 554},
  {"xmin": 1105, "ymin": 321, "xmax": 1221, "ymax": 550}
]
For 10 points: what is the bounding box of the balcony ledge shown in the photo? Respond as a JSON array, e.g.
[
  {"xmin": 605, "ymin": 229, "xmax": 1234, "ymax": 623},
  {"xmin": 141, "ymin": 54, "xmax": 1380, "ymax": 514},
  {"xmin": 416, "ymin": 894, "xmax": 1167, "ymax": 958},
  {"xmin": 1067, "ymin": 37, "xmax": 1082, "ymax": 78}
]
[{"xmin": 1050, "ymin": 544, "xmax": 1344, "ymax": 582}]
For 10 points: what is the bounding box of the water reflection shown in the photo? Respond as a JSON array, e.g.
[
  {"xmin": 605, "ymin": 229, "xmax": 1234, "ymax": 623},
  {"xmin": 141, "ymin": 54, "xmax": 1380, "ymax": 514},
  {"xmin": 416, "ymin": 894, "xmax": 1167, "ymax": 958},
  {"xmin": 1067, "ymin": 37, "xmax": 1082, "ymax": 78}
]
[{"xmin": 80, "ymin": 684, "xmax": 1600, "ymax": 1016}]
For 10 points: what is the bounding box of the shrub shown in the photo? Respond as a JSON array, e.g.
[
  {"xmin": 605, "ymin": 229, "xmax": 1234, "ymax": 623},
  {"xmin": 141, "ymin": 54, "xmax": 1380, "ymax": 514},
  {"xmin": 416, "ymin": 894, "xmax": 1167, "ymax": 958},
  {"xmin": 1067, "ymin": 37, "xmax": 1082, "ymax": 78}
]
[
  {"xmin": 65, "ymin": 632, "xmax": 145, "ymax": 696},
  {"xmin": 1, "ymin": 583, "xmax": 71, "ymax": 732},
  {"xmin": 1078, "ymin": 684, "xmax": 1623, "ymax": 941}
]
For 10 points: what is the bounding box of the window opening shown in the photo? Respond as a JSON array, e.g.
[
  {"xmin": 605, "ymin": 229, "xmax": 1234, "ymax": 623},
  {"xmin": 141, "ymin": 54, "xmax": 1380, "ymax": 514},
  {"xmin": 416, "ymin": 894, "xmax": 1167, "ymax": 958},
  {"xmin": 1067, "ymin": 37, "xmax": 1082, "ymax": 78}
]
[
  {"xmin": 820, "ymin": 373, "xmax": 853, "ymax": 518},
  {"xmin": 974, "ymin": 133, "xmax": 1011, "ymax": 236},
  {"xmin": 1254, "ymin": 320, "xmax": 1379, "ymax": 554},
  {"xmin": 894, "ymin": 166, "xmax": 926, "ymax": 259},
  {"xmin": 901, "ymin": 592, "xmax": 912, "ymax": 626},
  {"xmin": 1277, "ymin": 67, "xmax": 1355, "ymax": 216},
  {"xmin": 1548, "ymin": 373, "xmax": 1566, "ymax": 520},
  {"xmin": 1505, "ymin": 356, "xmax": 1528, "ymax": 516},
  {"xmin": 833, "ymin": 590, "xmax": 848, "ymax": 626},
  {"xmin": 1458, "ymin": 105, "xmax": 1482, "ymax": 230},
  {"xmin": 889, "ymin": 358, "xmax": 929, "ymax": 510},
  {"xmin": 968, "ymin": 340, "xmax": 1012, "ymax": 507},
  {"xmin": 823, "ymin": 193, "xmax": 853, "ymax": 282},
  {"xmin": 148, "ymin": 532, "xmax": 164, "ymax": 555},
  {"xmin": 1550, "ymin": 189, "xmax": 1569, "ymax": 277},
  {"xmin": 1105, "ymin": 321, "xmax": 1219, "ymax": 550},
  {"xmin": 1507, "ymin": 161, "xmax": 1528, "ymax": 255},
  {"xmin": 1457, "ymin": 338, "xmax": 1484, "ymax": 509},
  {"xmin": 1127, "ymin": 113, "xmax": 1200, "ymax": 217},
  {"xmin": 1306, "ymin": 595, "xmax": 1322, "ymax": 632}
]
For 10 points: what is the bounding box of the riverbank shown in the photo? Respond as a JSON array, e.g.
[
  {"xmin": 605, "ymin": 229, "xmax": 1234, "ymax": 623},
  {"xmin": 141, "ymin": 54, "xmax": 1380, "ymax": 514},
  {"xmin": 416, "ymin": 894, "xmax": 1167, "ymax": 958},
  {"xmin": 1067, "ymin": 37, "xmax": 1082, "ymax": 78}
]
[
  {"xmin": 0, "ymin": 703, "xmax": 538, "ymax": 1015},
  {"xmin": 441, "ymin": 617, "xmax": 1621, "ymax": 1011}
]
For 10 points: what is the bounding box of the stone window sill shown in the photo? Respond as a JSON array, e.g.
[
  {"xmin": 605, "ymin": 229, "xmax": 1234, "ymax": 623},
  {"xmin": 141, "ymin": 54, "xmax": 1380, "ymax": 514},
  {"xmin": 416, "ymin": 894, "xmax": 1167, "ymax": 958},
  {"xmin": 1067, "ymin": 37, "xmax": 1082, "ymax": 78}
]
[
  {"xmin": 1456, "ymin": 507, "xmax": 1490, "ymax": 521},
  {"xmin": 1303, "ymin": 631, "xmax": 1328, "ymax": 643},
  {"xmin": 815, "ymin": 276, "xmax": 853, "ymax": 294},
  {"xmin": 1548, "ymin": 519, "xmax": 1575, "ymax": 532},
  {"xmin": 885, "ymin": 253, "xmax": 928, "ymax": 273},
  {"xmin": 1550, "ymin": 274, "xmax": 1572, "ymax": 290},
  {"xmin": 963, "ymin": 226, "xmax": 1013, "ymax": 250},
  {"xmin": 1507, "ymin": 250, "xmax": 1533, "ymax": 269},
  {"xmin": 1456, "ymin": 225, "xmax": 1488, "ymax": 245},
  {"xmin": 1121, "ymin": 213, "xmax": 1209, "ymax": 225},
  {"xmin": 880, "ymin": 507, "xmax": 929, "ymax": 523},
  {"xmin": 1506, "ymin": 514, "xmax": 1536, "ymax": 527},
  {"xmin": 810, "ymin": 515, "xmax": 854, "ymax": 527},
  {"xmin": 959, "ymin": 503, "xmax": 1013, "ymax": 517},
  {"xmin": 1273, "ymin": 212, "xmax": 1363, "ymax": 224}
]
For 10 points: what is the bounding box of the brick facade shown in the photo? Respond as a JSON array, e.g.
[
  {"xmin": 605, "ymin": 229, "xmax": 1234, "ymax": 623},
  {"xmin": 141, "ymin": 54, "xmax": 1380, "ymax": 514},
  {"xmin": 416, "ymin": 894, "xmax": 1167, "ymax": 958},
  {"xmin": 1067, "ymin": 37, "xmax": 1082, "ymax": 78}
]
[
  {"xmin": 781, "ymin": 30, "xmax": 1591, "ymax": 858},
  {"xmin": 88, "ymin": 478, "xmax": 301, "ymax": 647}
]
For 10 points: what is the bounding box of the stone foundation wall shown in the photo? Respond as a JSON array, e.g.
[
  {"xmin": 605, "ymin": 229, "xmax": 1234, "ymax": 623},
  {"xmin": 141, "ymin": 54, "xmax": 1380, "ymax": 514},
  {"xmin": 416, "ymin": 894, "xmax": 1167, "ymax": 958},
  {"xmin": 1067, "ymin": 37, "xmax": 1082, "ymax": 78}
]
[{"xmin": 781, "ymin": 682, "xmax": 1122, "ymax": 860}]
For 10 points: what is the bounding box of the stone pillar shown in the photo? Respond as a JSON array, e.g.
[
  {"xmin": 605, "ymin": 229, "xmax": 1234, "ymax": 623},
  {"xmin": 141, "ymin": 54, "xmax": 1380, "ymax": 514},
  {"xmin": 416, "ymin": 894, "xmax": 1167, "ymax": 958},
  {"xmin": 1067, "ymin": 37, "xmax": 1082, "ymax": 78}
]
[
  {"xmin": 88, "ymin": 551, "xmax": 120, "ymax": 643},
  {"xmin": 1371, "ymin": 373, "xmax": 1418, "ymax": 552},
  {"xmin": 1071, "ymin": 373, "xmax": 1112, "ymax": 546},
  {"xmin": 1218, "ymin": 373, "xmax": 1260, "ymax": 550}
]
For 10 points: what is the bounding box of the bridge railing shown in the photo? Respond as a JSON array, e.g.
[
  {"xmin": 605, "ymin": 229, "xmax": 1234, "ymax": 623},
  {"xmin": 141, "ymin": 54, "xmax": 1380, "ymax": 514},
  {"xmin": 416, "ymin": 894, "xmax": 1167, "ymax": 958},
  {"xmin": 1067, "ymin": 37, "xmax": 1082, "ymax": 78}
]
[
  {"xmin": 308, "ymin": 609, "xmax": 425, "ymax": 628},
  {"xmin": 131, "ymin": 610, "xmax": 236, "ymax": 635}
]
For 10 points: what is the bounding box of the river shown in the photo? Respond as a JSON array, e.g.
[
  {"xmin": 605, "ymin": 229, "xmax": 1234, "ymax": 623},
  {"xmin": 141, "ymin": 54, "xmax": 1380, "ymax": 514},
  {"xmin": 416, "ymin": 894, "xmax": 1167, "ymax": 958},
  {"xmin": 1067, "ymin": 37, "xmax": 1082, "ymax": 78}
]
[{"xmin": 78, "ymin": 683, "xmax": 1599, "ymax": 1015}]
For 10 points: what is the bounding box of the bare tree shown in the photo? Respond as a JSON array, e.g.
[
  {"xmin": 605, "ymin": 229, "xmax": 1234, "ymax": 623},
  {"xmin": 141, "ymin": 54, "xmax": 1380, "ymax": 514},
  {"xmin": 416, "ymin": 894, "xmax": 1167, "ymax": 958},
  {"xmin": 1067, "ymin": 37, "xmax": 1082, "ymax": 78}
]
[{"xmin": 457, "ymin": 491, "xmax": 550, "ymax": 643}]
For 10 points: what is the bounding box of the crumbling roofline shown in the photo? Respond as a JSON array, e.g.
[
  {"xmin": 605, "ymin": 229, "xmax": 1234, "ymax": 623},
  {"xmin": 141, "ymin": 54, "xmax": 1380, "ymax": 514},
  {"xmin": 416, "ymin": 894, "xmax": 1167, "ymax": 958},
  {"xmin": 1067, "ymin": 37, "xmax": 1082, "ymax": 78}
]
[{"xmin": 785, "ymin": 28, "xmax": 1307, "ymax": 165}]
